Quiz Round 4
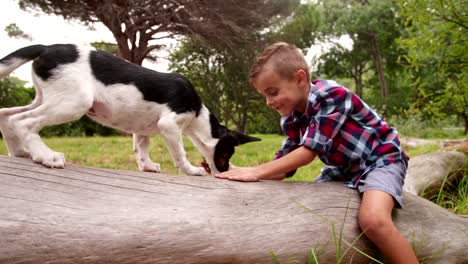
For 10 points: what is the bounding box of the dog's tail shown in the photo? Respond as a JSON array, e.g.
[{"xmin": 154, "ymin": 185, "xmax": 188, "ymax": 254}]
[{"xmin": 0, "ymin": 44, "xmax": 46, "ymax": 79}]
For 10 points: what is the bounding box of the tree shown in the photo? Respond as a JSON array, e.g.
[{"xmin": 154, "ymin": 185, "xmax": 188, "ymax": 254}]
[
  {"xmin": 19, "ymin": 0, "xmax": 298, "ymax": 65},
  {"xmin": 311, "ymin": 0, "xmax": 407, "ymax": 116},
  {"xmin": 0, "ymin": 77, "xmax": 34, "ymax": 108},
  {"xmin": 170, "ymin": 39, "xmax": 275, "ymax": 133},
  {"xmin": 396, "ymin": 0, "xmax": 468, "ymax": 134},
  {"xmin": 4, "ymin": 23, "xmax": 32, "ymax": 40},
  {"xmin": 316, "ymin": 44, "xmax": 370, "ymax": 98},
  {"xmin": 169, "ymin": 2, "xmax": 322, "ymax": 133}
]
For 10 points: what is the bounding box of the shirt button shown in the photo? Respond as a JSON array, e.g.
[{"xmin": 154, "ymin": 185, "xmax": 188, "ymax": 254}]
[{"xmin": 310, "ymin": 124, "xmax": 315, "ymax": 128}]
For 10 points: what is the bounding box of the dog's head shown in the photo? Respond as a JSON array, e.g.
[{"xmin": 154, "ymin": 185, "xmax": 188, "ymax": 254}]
[{"xmin": 206, "ymin": 114, "xmax": 260, "ymax": 174}]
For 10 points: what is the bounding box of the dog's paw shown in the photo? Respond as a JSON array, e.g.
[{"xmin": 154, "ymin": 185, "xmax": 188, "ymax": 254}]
[
  {"xmin": 33, "ymin": 152, "xmax": 65, "ymax": 168},
  {"xmin": 185, "ymin": 166, "xmax": 207, "ymax": 176},
  {"xmin": 141, "ymin": 162, "xmax": 161, "ymax": 173}
]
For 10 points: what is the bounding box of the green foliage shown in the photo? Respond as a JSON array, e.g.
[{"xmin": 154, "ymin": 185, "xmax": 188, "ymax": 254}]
[
  {"xmin": 387, "ymin": 111, "xmax": 466, "ymax": 139},
  {"xmin": 396, "ymin": 0, "xmax": 468, "ymax": 133},
  {"xmin": 169, "ymin": 39, "xmax": 268, "ymax": 133},
  {"xmin": 90, "ymin": 41, "xmax": 118, "ymax": 54},
  {"xmin": 270, "ymin": 3, "xmax": 322, "ymax": 49},
  {"xmin": 0, "ymin": 78, "xmax": 34, "ymax": 107},
  {"xmin": 4, "ymin": 23, "xmax": 32, "ymax": 40}
]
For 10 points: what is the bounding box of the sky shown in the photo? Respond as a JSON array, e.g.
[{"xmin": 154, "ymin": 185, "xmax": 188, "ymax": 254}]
[
  {"xmin": 0, "ymin": 0, "xmax": 352, "ymax": 85},
  {"xmin": 0, "ymin": 0, "xmax": 173, "ymax": 85}
]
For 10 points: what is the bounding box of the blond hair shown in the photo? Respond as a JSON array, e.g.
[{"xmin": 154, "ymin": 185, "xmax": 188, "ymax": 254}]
[{"xmin": 249, "ymin": 42, "xmax": 310, "ymax": 86}]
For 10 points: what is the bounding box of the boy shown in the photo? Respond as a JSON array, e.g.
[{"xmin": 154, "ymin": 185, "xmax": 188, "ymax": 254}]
[{"xmin": 215, "ymin": 42, "xmax": 418, "ymax": 263}]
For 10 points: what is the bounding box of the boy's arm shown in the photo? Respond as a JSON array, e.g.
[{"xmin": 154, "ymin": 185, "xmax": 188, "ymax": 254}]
[{"xmin": 215, "ymin": 146, "xmax": 317, "ymax": 182}]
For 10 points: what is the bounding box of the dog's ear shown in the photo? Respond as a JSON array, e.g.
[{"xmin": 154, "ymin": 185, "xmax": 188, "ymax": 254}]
[
  {"xmin": 213, "ymin": 133, "xmax": 260, "ymax": 172},
  {"xmin": 213, "ymin": 135, "xmax": 237, "ymax": 172},
  {"xmin": 229, "ymin": 131, "xmax": 261, "ymax": 146}
]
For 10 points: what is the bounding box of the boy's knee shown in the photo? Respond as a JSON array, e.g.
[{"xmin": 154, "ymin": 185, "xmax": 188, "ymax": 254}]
[{"xmin": 359, "ymin": 211, "xmax": 393, "ymax": 236}]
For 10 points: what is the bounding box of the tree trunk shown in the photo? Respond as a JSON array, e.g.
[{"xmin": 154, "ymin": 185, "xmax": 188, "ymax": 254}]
[
  {"xmin": 463, "ymin": 112, "xmax": 468, "ymax": 135},
  {"xmin": 353, "ymin": 75, "xmax": 363, "ymax": 99},
  {"xmin": 369, "ymin": 32, "xmax": 388, "ymax": 117},
  {"xmin": 0, "ymin": 155, "xmax": 466, "ymax": 264}
]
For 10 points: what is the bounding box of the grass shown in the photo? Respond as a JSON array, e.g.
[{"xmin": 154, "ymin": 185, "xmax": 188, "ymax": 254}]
[
  {"xmin": 420, "ymin": 162, "xmax": 468, "ymax": 215},
  {"xmin": 0, "ymin": 134, "xmax": 325, "ymax": 180}
]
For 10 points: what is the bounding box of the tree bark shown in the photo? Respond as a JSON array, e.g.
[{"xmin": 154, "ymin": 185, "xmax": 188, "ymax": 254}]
[{"xmin": 0, "ymin": 155, "xmax": 466, "ymax": 264}]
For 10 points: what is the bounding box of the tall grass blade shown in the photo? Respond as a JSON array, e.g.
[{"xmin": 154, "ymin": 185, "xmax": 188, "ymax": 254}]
[
  {"xmin": 270, "ymin": 250, "xmax": 281, "ymax": 264},
  {"xmin": 308, "ymin": 248, "xmax": 319, "ymax": 264},
  {"xmin": 342, "ymin": 239, "xmax": 384, "ymax": 264}
]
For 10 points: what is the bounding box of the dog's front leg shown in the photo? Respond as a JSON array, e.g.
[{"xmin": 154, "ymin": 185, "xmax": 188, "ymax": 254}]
[
  {"xmin": 158, "ymin": 117, "xmax": 206, "ymax": 176},
  {"xmin": 132, "ymin": 134, "xmax": 161, "ymax": 173}
]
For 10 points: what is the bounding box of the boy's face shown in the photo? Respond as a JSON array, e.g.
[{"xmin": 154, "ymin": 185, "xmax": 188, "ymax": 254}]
[{"xmin": 253, "ymin": 64, "xmax": 309, "ymax": 116}]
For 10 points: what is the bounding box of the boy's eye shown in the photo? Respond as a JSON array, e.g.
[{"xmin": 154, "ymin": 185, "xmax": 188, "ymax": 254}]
[{"xmin": 268, "ymin": 91, "xmax": 278, "ymax": 96}]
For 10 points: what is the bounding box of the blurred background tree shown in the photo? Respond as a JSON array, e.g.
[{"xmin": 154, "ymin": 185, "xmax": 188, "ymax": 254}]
[{"xmin": 396, "ymin": 0, "xmax": 467, "ymax": 134}]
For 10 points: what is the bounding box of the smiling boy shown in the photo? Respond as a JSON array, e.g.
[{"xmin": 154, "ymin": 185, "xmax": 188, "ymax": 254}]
[{"xmin": 215, "ymin": 42, "xmax": 418, "ymax": 263}]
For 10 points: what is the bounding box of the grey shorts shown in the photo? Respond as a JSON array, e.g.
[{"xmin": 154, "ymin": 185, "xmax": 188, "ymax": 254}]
[{"xmin": 357, "ymin": 160, "xmax": 407, "ymax": 208}]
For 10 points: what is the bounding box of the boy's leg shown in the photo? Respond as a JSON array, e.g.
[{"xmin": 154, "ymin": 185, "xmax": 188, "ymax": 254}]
[{"xmin": 359, "ymin": 190, "xmax": 418, "ymax": 264}]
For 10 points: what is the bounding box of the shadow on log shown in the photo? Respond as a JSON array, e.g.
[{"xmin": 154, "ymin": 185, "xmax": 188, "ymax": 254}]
[{"xmin": 0, "ymin": 155, "xmax": 467, "ymax": 264}]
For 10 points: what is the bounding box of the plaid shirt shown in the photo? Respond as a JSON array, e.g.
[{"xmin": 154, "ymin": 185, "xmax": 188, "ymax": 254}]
[{"xmin": 275, "ymin": 79, "xmax": 408, "ymax": 188}]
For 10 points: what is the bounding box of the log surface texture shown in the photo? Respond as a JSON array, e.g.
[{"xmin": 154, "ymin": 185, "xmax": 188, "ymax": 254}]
[{"xmin": 0, "ymin": 155, "xmax": 467, "ymax": 264}]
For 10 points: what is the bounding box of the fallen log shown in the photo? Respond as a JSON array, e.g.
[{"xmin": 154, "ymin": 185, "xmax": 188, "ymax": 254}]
[
  {"xmin": 0, "ymin": 155, "xmax": 466, "ymax": 264},
  {"xmin": 404, "ymin": 151, "xmax": 466, "ymax": 196}
]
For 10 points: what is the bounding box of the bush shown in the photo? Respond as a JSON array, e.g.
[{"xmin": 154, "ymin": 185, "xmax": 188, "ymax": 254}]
[{"xmin": 387, "ymin": 113, "xmax": 465, "ymax": 139}]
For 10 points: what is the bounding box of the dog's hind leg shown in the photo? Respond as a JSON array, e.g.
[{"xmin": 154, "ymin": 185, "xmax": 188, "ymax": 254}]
[
  {"xmin": 0, "ymin": 79, "xmax": 44, "ymax": 158},
  {"xmin": 133, "ymin": 134, "xmax": 161, "ymax": 172},
  {"xmin": 157, "ymin": 114, "xmax": 206, "ymax": 176},
  {"xmin": 8, "ymin": 84, "xmax": 93, "ymax": 168}
]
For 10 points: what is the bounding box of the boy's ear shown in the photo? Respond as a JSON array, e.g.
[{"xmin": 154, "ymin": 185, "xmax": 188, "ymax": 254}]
[
  {"xmin": 229, "ymin": 131, "xmax": 261, "ymax": 145},
  {"xmin": 295, "ymin": 69, "xmax": 308, "ymax": 85}
]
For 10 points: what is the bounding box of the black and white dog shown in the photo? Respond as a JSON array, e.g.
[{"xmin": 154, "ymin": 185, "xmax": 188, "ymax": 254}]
[{"xmin": 0, "ymin": 44, "xmax": 259, "ymax": 175}]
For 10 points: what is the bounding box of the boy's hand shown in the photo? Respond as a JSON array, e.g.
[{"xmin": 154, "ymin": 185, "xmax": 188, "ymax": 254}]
[{"xmin": 215, "ymin": 167, "xmax": 260, "ymax": 182}]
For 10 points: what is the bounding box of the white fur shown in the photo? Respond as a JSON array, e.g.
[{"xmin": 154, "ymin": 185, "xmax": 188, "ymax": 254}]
[{"xmin": 0, "ymin": 46, "xmax": 221, "ymax": 175}]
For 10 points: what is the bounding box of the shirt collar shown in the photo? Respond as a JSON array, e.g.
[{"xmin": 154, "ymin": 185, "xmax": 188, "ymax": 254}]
[{"xmin": 292, "ymin": 82, "xmax": 317, "ymax": 120}]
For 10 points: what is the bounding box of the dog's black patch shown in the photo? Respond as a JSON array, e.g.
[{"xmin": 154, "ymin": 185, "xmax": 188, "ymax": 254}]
[
  {"xmin": 32, "ymin": 44, "xmax": 79, "ymax": 80},
  {"xmin": 210, "ymin": 114, "xmax": 261, "ymax": 171},
  {"xmin": 212, "ymin": 132, "xmax": 261, "ymax": 172},
  {"xmin": 213, "ymin": 135, "xmax": 237, "ymax": 172},
  {"xmin": 209, "ymin": 113, "xmax": 227, "ymax": 139},
  {"xmin": 90, "ymin": 50, "xmax": 202, "ymax": 115}
]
